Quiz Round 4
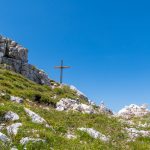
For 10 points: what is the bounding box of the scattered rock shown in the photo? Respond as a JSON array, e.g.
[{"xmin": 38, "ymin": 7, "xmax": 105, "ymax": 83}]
[
  {"xmin": 125, "ymin": 127, "xmax": 150, "ymax": 141},
  {"xmin": 4, "ymin": 111, "xmax": 19, "ymax": 121},
  {"xmin": 70, "ymin": 85, "xmax": 85, "ymax": 97},
  {"xmin": 78, "ymin": 128, "xmax": 109, "ymax": 142},
  {"xmin": 7, "ymin": 123, "xmax": 22, "ymax": 135},
  {"xmin": 10, "ymin": 96, "xmax": 23, "ymax": 103},
  {"xmin": 24, "ymin": 108, "xmax": 50, "ymax": 128},
  {"xmin": 69, "ymin": 85, "xmax": 92, "ymax": 103},
  {"xmin": 56, "ymin": 98, "xmax": 95, "ymax": 114},
  {"xmin": 99, "ymin": 101, "xmax": 113, "ymax": 115},
  {"xmin": 117, "ymin": 104, "xmax": 150, "ymax": 119},
  {"xmin": 65, "ymin": 132, "xmax": 77, "ymax": 139},
  {"xmin": 20, "ymin": 137, "xmax": 45, "ymax": 145},
  {"xmin": 0, "ymin": 132, "xmax": 10, "ymax": 143}
]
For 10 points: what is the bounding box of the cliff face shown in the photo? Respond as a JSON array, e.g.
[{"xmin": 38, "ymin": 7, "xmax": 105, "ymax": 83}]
[{"xmin": 0, "ymin": 35, "xmax": 50, "ymax": 86}]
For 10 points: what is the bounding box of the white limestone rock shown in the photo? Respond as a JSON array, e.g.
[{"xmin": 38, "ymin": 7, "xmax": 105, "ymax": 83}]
[
  {"xmin": 65, "ymin": 133, "xmax": 77, "ymax": 139},
  {"xmin": 99, "ymin": 101, "xmax": 113, "ymax": 115},
  {"xmin": 125, "ymin": 127, "xmax": 150, "ymax": 141},
  {"xmin": 70, "ymin": 85, "xmax": 85, "ymax": 97},
  {"xmin": 24, "ymin": 108, "xmax": 50, "ymax": 128},
  {"xmin": 10, "ymin": 96, "xmax": 23, "ymax": 103},
  {"xmin": 20, "ymin": 137, "xmax": 45, "ymax": 145},
  {"xmin": 117, "ymin": 104, "xmax": 150, "ymax": 119},
  {"xmin": 56, "ymin": 98, "xmax": 95, "ymax": 114},
  {"xmin": 69, "ymin": 85, "xmax": 95, "ymax": 105},
  {"xmin": 4, "ymin": 111, "xmax": 19, "ymax": 121},
  {"xmin": 7, "ymin": 123, "xmax": 22, "ymax": 135},
  {"xmin": 65, "ymin": 131, "xmax": 77, "ymax": 139},
  {"xmin": 78, "ymin": 128, "xmax": 109, "ymax": 142},
  {"xmin": 0, "ymin": 132, "xmax": 10, "ymax": 143}
]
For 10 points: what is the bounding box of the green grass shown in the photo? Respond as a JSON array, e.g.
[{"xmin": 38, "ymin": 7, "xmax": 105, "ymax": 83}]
[
  {"xmin": 0, "ymin": 68, "xmax": 88, "ymax": 106},
  {"xmin": 0, "ymin": 68, "xmax": 150, "ymax": 150}
]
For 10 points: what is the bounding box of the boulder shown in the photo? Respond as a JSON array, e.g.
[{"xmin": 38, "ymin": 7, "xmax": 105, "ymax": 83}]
[
  {"xmin": 10, "ymin": 96, "xmax": 23, "ymax": 103},
  {"xmin": 117, "ymin": 104, "xmax": 150, "ymax": 119},
  {"xmin": 0, "ymin": 132, "xmax": 10, "ymax": 143},
  {"xmin": 4, "ymin": 111, "xmax": 19, "ymax": 121},
  {"xmin": 125, "ymin": 127, "xmax": 150, "ymax": 141},
  {"xmin": 7, "ymin": 123, "xmax": 22, "ymax": 135},
  {"xmin": 78, "ymin": 128, "xmax": 109, "ymax": 142},
  {"xmin": 56, "ymin": 98, "xmax": 95, "ymax": 114},
  {"xmin": 24, "ymin": 108, "xmax": 50, "ymax": 128},
  {"xmin": 98, "ymin": 101, "xmax": 113, "ymax": 115},
  {"xmin": 20, "ymin": 137, "xmax": 45, "ymax": 145},
  {"xmin": 65, "ymin": 132, "xmax": 77, "ymax": 139}
]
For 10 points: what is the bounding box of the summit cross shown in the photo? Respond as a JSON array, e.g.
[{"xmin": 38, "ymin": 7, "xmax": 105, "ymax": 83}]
[{"xmin": 54, "ymin": 60, "xmax": 71, "ymax": 84}]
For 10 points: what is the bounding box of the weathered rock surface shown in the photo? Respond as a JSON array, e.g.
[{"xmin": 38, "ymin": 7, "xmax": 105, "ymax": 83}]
[
  {"xmin": 65, "ymin": 131, "xmax": 77, "ymax": 139},
  {"xmin": 125, "ymin": 127, "xmax": 150, "ymax": 141},
  {"xmin": 117, "ymin": 104, "xmax": 150, "ymax": 119},
  {"xmin": 20, "ymin": 137, "xmax": 45, "ymax": 145},
  {"xmin": 56, "ymin": 98, "xmax": 95, "ymax": 114},
  {"xmin": 4, "ymin": 111, "xmax": 19, "ymax": 121},
  {"xmin": 10, "ymin": 96, "xmax": 23, "ymax": 103},
  {"xmin": 70, "ymin": 85, "xmax": 95, "ymax": 105},
  {"xmin": 24, "ymin": 108, "xmax": 49, "ymax": 127},
  {"xmin": 0, "ymin": 35, "xmax": 50, "ymax": 86},
  {"xmin": 0, "ymin": 132, "xmax": 10, "ymax": 142},
  {"xmin": 99, "ymin": 101, "xmax": 113, "ymax": 115},
  {"xmin": 78, "ymin": 128, "xmax": 109, "ymax": 142},
  {"xmin": 7, "ymin": 123, "xmax": 22, "ymax": 135}
]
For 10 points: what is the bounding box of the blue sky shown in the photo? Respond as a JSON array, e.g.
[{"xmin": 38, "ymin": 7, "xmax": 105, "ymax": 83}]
[{"xmin": 1, "ymin": 0, "xmax": 150, "ymax": 111}]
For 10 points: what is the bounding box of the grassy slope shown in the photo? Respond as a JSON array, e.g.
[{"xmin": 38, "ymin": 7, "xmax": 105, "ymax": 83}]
[{"xmin": 0, "ymin": 68, "xmax": 150, "ymax": 150}]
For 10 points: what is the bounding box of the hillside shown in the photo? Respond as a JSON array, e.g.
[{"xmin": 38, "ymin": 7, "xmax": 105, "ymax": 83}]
[
  {"xmin": 0, "ymin": 68, "xmax": 150, "ymax": 150},
  {"xmin": 0, "ymin": 35, "xmax": 150, "ymax": 150}
]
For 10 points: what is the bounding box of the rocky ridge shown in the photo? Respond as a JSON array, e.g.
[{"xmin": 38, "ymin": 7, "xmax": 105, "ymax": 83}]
[
  {"xmin": 0, "ymin": 35, "xmax": 50, "ymax": 85},
  {"xmin": 0, "ymin": 35, "xmax": 150, "ymax": 149}
]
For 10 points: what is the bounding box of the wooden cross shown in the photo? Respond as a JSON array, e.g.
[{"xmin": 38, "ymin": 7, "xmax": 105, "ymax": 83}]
[{"xmin": 54, "ymin": 60, "xmax": 71, "ymax": 84}]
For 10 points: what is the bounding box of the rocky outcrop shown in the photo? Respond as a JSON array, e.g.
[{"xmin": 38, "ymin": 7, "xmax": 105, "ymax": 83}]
[
  {"xmin": 78, "ymin": 128, "xmax": 109, "ymax": 142},
  {"xmin": 4, "ymin": 111, "xmax": 19, "ymax": 121},
  {"xmin": 98, "ymin": 101, "xmax": 113, "ymax": 115},
  {"xmin": 56, "ymin": 98, "xmax": 95, "ymax": 114},
  {"xmin": 10, "ymin": 96, "xmax": 23, "ymax": 103},
  {"xmin": 0, "ymin": 35, "xmax": 50, "ymax": 86},
  {"xmin": 65, "ymin": 132, "xmax": 77, "ymax": 139},
  {"xmin": 0, "ymin": 132, "xmax": 10, "ymax": 143},
  {"xmin": 117, "ymin": 104, "xmax": 150, "ymax": 119},
  {"xmin": 20, "ymin": 137, "xmax": 45, "ymax": 145},
  {"xmin": 69, "ymin": 85, "xmax": 95, "ymax": 105},
  {"xmin": 24, "ymin": 108, "xmax": 50, "ymax": 128},
  {"xmin": 7, "ymin": 123, "xmax": 22, "ymax": 135},
  {"xmin": 125, "ymin": 127, "xmax": 150, "ymax": 142}
]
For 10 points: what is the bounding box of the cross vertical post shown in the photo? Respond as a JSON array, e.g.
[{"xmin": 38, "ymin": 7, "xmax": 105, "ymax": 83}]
[
  {"xmin": 60, "ymin": 60, "xmax": 63, "ymax": 84},
  {"xmin": 55, "ymin": 60, "xmax": 71, "ymax": 84}
]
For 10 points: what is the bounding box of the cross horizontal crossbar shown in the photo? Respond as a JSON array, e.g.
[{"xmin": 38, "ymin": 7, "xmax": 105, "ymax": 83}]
[
  {"xmin": 54, "ymin": 66, "xmax": 70, "ymax": 69},
  {"xmin": 54, "ymin": 60, "xmax": 71, "ymax": 84}
]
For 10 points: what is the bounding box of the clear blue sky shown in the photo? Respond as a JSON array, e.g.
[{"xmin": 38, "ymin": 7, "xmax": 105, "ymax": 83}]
[{"xmin": 1, "ymin": 0, "xmax": 150, "ymax": 111}]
